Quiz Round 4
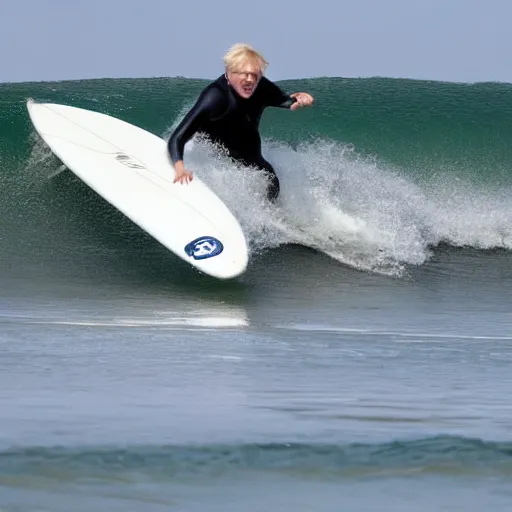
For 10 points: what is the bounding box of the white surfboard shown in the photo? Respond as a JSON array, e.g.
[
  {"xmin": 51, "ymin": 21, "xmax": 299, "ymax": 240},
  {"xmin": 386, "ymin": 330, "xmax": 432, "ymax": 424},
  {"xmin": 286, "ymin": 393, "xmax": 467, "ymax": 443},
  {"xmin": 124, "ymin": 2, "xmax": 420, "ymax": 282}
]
[{"xmin": 26, "ymin": 99, "xmax": 249, "ymax": 279}]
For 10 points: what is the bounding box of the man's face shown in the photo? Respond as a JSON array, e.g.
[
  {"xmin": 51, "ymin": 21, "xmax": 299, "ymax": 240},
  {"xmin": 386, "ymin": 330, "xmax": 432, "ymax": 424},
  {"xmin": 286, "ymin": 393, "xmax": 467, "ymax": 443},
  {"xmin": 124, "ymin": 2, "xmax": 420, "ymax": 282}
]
[{"xmin": 227, "ymin": 60, "xmax": 262, "ymax": 99}]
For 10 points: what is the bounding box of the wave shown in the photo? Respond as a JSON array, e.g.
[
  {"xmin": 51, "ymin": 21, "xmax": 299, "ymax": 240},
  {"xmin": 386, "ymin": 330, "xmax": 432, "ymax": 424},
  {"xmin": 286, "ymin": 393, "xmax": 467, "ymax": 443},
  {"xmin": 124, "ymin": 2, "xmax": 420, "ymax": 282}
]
[
  {"xmin": 1, "ymin": 436, "xmax": 511, "ymax": 482},
  {"xmin": 1, "ymin": 76, "xmax": 512, "ymax": 280}
]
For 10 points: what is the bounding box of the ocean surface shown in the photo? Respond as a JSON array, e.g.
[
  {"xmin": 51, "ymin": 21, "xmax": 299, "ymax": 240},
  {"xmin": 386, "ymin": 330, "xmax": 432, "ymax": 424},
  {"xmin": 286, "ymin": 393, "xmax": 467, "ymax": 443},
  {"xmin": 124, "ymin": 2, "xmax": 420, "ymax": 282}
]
[{"xmin": 1, "ymin": 75, "xmax": 512, "ymax": 511}]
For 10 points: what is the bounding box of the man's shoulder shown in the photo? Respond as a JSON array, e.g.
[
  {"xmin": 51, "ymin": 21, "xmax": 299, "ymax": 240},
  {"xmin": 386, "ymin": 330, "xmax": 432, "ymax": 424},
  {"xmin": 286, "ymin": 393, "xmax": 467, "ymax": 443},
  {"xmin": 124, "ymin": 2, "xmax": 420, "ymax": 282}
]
[
  {"xmin": 203, "ymin": 75, "xmax": 229, "ymax": 93},
  {"xmin": 197, "ymin": 76, "xmax": 229, "ymax": 107},
  {"xmin": 256, "ymin": 75, "xmax": 284, "ymax": 96},
  {"xmin": 254, "ymin": 75, "xmax": 288, "ymax": 106},
  {"xmin": 259, "ymin": 75, "xmax": 274, "ymax": 86},
  {"xmin": 256, "ymin": 75, "xmax": 275, "ymax": 92}
]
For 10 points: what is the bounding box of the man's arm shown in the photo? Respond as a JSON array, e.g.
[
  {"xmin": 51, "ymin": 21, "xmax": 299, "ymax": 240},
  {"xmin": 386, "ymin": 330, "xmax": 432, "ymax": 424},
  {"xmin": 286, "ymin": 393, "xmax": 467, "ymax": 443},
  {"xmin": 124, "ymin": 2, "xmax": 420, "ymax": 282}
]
[
  {"xmin": 168, "ymin": 87, "xmax": 222, "ymax": 163},
  {"xmin": 261, "ymin": 76, "xmax": 314, "ymax": 110},
  {"xmin": 167, "ymin": 87, "xmax": 224, "ymax": 183}
]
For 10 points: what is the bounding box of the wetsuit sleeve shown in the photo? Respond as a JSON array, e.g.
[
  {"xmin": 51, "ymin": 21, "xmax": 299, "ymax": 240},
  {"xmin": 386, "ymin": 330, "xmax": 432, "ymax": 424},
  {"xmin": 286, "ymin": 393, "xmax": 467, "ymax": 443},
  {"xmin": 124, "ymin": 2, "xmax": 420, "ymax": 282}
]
[
  {"xmin": 167, "ymin": 87, "xmax": 226, "ymax": 163},
  {"xmin": 260, "ymin": 76, "xmax": 297, "ymax": 109}
]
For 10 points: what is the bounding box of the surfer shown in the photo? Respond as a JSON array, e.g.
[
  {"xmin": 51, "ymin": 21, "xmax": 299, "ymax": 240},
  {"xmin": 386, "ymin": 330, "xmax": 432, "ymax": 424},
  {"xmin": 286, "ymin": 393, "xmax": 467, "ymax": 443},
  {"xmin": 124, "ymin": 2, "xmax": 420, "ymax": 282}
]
[{"xmin": 167, "ymin": 43, "xmax": 314, "ymax": 201}]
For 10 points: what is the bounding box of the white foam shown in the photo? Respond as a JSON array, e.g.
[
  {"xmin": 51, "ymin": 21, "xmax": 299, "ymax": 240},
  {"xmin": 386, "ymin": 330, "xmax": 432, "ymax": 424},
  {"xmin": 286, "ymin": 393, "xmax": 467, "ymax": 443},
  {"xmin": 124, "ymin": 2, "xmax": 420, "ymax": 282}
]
[{"xmin": 171, "ymin": 135, "xmax": 512, "ymax": 277}]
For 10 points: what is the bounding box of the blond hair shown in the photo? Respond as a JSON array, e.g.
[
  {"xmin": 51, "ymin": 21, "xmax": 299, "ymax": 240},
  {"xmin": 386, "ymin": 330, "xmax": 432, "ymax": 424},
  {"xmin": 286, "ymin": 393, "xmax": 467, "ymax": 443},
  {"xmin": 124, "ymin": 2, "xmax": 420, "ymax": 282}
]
[{"xmin": 223, "ymin": 43, "xmax": 268, "ymax": 74}]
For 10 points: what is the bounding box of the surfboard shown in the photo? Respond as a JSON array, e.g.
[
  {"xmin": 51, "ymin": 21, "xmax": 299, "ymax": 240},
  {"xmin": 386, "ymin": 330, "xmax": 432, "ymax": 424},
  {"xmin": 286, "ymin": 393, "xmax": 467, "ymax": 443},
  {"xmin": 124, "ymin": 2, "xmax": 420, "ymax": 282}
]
[{"xmin": 26, "ymin": 99, "xmax": 249, "ymax": 279}]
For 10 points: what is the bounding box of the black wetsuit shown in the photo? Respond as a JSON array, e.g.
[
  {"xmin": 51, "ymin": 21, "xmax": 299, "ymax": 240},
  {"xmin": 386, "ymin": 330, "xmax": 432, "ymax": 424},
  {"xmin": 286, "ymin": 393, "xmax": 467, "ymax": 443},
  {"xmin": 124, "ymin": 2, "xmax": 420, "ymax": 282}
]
[{"xmin": 168, "ymin": 74, "xmax": 296, "ymax": 201}]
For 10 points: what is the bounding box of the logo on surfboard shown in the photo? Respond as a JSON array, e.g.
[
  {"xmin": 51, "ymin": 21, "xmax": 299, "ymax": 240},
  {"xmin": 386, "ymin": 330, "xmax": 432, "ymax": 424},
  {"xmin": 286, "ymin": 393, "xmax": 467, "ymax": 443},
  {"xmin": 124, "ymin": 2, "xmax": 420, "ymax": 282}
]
[
  {"xmin": 184, "ymin": 236, "xmax": 224, "ymax": 260},
  {"xmin": 115, "ymin": 152, "xmax": 146, "ymax": 169}
]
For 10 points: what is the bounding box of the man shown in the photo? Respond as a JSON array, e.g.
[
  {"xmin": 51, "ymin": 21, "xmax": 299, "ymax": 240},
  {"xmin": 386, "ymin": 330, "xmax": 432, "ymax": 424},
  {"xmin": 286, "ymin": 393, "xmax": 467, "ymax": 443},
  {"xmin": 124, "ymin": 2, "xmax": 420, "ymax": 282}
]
[{"xmin": 167, "ymin": 43, "xmax": 314, "ymax": 201}]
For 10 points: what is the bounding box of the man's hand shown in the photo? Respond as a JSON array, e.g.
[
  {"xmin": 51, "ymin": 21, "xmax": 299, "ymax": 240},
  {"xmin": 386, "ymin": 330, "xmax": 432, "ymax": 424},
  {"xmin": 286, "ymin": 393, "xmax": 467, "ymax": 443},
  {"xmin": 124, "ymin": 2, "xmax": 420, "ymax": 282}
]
[
  {"xmin": 290, "ymin": 92, "xmax": 314, "ymax": 110},
  {"xmin": 173, "ymin": 160, "xmax": 193, "ymax": 184}
]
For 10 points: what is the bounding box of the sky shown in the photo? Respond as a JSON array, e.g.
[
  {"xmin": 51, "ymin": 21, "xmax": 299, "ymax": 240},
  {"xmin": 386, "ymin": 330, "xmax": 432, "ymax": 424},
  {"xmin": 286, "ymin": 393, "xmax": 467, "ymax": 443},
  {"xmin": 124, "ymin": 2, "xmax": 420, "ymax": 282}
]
[{"xmin": 2, "ymin": 0, "xmax": 511, "ymax": 84}]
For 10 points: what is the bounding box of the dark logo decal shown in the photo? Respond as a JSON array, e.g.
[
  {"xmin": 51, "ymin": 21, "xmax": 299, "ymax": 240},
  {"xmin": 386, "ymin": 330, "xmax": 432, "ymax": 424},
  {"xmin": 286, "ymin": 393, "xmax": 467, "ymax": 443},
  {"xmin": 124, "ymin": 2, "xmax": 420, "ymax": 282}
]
[{"xmin": 184, "ymin": 236, "xmax": 224, "ymax": 260}]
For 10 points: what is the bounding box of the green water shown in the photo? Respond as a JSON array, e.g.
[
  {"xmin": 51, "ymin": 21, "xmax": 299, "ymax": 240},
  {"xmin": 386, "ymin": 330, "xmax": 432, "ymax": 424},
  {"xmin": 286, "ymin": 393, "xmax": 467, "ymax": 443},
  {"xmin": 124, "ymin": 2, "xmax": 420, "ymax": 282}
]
[{"xmin": 2, "ymin": 76, "xmax": 512, "ymax": 183}]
